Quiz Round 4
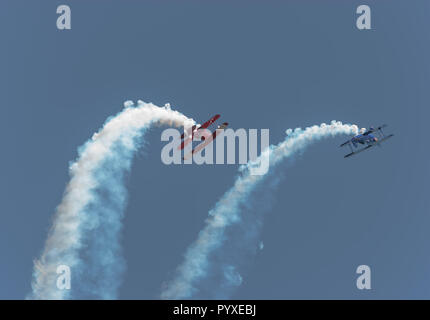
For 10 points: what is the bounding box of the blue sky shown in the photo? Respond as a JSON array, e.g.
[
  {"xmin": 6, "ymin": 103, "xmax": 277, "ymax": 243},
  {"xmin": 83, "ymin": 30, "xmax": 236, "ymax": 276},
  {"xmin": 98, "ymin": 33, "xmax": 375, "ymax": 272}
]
[{"xmin": 1, "ymin": 0, "xmax": 430, "ymax": 299}]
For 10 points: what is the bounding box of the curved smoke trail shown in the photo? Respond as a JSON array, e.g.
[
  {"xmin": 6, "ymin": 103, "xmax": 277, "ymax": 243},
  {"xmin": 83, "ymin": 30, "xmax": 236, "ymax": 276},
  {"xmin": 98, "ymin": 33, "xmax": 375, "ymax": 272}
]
[
  {"xmin": 161, "ymin": 121, "xmax": 360, "ymax": 299},
  {"xmin": 29, "ymin": 101, "xmax": 195, "ymax": 299}
]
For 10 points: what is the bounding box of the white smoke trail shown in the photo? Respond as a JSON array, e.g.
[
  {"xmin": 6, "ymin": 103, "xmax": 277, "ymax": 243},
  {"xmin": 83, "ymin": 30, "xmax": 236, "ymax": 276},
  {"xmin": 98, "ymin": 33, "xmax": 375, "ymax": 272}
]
[
  {"xmin": 161, "ymin": 121, "xmax": 360, "ymax": 299},
  {"xmin": 29, "ymin": 101, "xmax": 195, "ymax": 299}
]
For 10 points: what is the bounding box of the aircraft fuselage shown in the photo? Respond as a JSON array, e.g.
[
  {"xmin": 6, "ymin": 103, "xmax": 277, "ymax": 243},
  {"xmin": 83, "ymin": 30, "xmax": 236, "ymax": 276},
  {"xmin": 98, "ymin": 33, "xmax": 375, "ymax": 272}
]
[{"xmin": 351, "ymin": 133, "xmax": 378, "ymax": 147}]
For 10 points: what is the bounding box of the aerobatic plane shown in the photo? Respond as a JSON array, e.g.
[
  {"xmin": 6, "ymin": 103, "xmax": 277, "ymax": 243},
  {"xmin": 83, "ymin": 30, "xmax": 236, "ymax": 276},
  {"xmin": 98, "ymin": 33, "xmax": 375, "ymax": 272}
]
[
  {"xmin": 340, "ymin": 124, "xmax": 393, "ymax": 158},
  {"xmin": 178, "ymin": 114, "xmax": 228, "ymax": 159},
  {"xmin": 178, "ymin": 114, "xmax": 221, "ymax": 150}
]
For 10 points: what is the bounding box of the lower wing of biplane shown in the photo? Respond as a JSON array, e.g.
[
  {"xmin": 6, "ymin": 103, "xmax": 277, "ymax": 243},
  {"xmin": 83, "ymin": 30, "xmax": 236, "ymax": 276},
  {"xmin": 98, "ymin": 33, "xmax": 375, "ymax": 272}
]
[
  {"xmin": 341, "ymin": 124, "xmax": 394, "ymax": 158},
  {"xmin": 343, "ymin": 144, "xmax": 373, "ymax": 158}
]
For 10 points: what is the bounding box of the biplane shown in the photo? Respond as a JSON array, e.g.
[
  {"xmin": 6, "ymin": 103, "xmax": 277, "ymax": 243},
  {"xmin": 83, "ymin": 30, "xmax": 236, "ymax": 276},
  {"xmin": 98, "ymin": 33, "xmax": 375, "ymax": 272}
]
[
  {"xmin": 340, "ymin": 124, "xmax": 393, "ymax": 158},
  {"xmin": 178, "ymin": 114, "xmax": 229, "ymax": 159}
]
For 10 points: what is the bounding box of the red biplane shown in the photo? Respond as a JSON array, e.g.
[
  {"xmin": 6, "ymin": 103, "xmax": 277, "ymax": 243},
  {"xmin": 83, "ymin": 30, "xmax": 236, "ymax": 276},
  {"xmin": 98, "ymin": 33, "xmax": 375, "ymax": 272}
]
[{"xmin": 178, "ymin": 114, "xmax": 228, "ymax": 159}]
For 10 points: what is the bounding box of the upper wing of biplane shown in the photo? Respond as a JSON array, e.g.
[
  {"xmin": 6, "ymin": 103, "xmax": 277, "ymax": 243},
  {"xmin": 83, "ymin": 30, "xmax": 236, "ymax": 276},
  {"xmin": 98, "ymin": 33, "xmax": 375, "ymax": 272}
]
[
  {"xmin": 198, "ymin": 114, "xmax": 220, "ymax": 131},
  {"xmin": 376, "ymin": 133, "xmax": 394, "ymax": 145},
  {"xmin": 363, "ymin": 124, "xmax": 387, "ymax": 136},
  {"xmin": 340, "ymin": 139, "xmax": 352, "ymax": 147}
]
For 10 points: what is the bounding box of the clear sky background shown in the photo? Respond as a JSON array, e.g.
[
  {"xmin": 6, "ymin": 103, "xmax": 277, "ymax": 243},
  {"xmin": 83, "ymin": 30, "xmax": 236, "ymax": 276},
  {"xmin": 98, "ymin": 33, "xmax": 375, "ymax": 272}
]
[{"xmin": 1, "ymin": 0, "xmax": 430, "ymax": 299}]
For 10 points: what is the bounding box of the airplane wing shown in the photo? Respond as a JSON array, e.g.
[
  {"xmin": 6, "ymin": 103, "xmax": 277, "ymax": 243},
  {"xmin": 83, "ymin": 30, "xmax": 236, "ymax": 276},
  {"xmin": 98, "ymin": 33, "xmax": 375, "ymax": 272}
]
[
  {"xmin": 340, "ymin": 140, "xmax": 352, "ymax": 147},
  {"xmin": 344, "ymin": 145, "xmax": 373, "ymax": 158},
  {"xmin": 344, "ymin": 133, "xmax": 393, "ymax": 158},
  {"xmin": 377, "ymin": 133, "xmax": 394, "ymax": 144},
  {"xmin": 197, "ymin": 114, "xmax": 220, "ymax": 131},
  {"xmin": 183, "ymin": 135, "xmax": 215, "ymax": 160},
  {"xmin": 376, "ymin": 124, "xmax": 387, "ymax": 130},
  {"xmin": 363, "ymin": 124, "xmax": 387, "ymax": 135},
  {"xmin": 178, "ymin": 136, "xmax": 192, "ymax": 150}
]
